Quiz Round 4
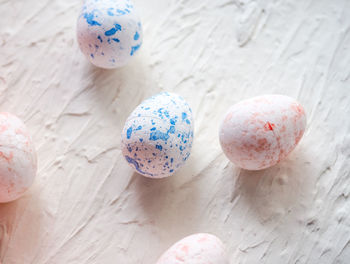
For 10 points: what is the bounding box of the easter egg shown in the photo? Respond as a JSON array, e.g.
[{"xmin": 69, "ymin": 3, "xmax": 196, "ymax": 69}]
[
  {"xmin": 121, "ymin": 92, "xmax": 194, "ymax": 178},
  {"xmin": 0, "ymin": 113, "xmax": 37, "ymax": 203},
  {"xmin": 219, "ymin": 95, "xmax": 306, "ymax": 170},
  {"xmin": 77, "ymin": 0, "xmax": 142, "ymax": 69},
  {"xmin": 156, "ymin": 233, "xmax": 229, "ymax": 264}
]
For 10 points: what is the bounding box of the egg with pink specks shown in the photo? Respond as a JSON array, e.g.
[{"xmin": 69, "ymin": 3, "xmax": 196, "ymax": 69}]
[
  {"xmin": 77, "ymin": 0, "xmax": 142, "ymax": 69},
  {"xmin": 156, "ymin": 233, "xmax": 229, "ymax": 264},
  {"xmin": 219, "ymin": 95, "xmax": 306, "ymax": 170},
  {"xmin": 0, "ymin": 113, "xmax": 37, "ymax": 203}
]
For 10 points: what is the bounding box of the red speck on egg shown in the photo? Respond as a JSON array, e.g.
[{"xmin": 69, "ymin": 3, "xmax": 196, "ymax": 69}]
[
  {"xmin": 0, "ymin": 151, "xmax": 14, "ymax": 163},
  {"xmin": 198, "ymin": 236, "xmax": 208, "ymax": 243},
  {"xmin": 181, "ymin": 245, "xmax": 189, "ymax": 254},
  {"xmin": 264, "ymin": 122, "xmax": 275, "ymax": 131}
]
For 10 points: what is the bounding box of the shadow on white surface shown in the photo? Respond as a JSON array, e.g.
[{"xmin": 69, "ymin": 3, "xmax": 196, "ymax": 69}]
[
  {"xmin": 133, "ymin": 159, "xmax": 201, "ymax": 236},
  {"xmin": 83, "ymin": 55, "xmax": 161, "ymax": 131},
  {"xmin": 0, "ymin": 186, "xmax": 44, "ymax": 264},
  {"xmin": 231, "ymin": 146, "xmax": 315, "ymax": 224}
]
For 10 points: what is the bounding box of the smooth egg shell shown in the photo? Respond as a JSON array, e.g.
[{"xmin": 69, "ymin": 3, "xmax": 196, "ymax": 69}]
[
  {"xmin": 77, "ymin": 0, "xmax": 142, "ymax": 69},
  {"xmin": 121, "ymin": 92, "xmax": 194, "ymax": 178},
  {"xmin": 156, "ymin": 233, "xmax": 229, "ymax": 264},
  {"xmin": 0, "ymin": 113, "xmax": 37, "ymax": 203},
  {"xmin": 219, "ymin": 94, "xmax": 306, "ymax": 170}
]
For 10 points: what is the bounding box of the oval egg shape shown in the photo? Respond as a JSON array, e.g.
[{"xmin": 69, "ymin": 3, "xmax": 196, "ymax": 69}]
[
  {"xmin": 156, "ymin": 233, "xmax": 229, "ymax": 264},
  {"xmin": 0, "ymin": 113, "xmax": 37, "ymax": 203},
  {"xmin": 77, "ymin": 0, "xmax": 142, "ymax": 69},
  {"xmin": 121, "ymin": 92, "xmax": 194, "ymax": 178},
  {"xmin": 219, "ymin": 94, "xmax": 306, "ymax": 170}
]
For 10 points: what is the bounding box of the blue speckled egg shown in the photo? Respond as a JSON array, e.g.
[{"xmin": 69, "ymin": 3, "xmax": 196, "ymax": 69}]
[
  {"xmin": 77, "ymin": 0, "xmax": 142, "ymax": 69},
  {"xmin": 121, "ymin": 92, "xmax": 194, "ymax": 178}
]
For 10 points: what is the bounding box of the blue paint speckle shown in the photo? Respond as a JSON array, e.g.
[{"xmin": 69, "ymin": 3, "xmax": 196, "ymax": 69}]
[
  {"xmin": 84, "ymin": 12, "xmax": 101, "ymax": 26},
  {"xmin": 134, "ymin": 31, "xmax": 140, "ymax": 40},
  {"xmin": 149, "ymin": 130, "xmax": 170, "ymax": 141},
  {"xmin": 105, "ymin": 24, "xmax": 122, "ymax": 36},
  {"xmin": 115, "ymin": 23, "xmax": 122, "ymax": 31},
  {"xmin": 130, "ymin": 44, "xmax": 141, "ymax": 56},
  {"xmin": 168, "ymin": 126, "xmax": 175, "ymax": 134},
  {"xmin": 116, "ymin": 9, "xmax": 126, "ymax": 15},
  {"xmin": 97, "ymin": 35, "xmax": 103, "ymax": 43},
  {"xmin": 125, "ymin": 156, "xmax": 153, "ymax": 177},
  {"xmin": 127, "ymin": 127, "xmax": 132, "ymax": 139},
  {"xmin": 156, "ymin": 145, "xmax": 163, "ymax": 151},
  {"xmin": 107, "ymin": 8, "xmax": 114, "ymax": 16},
  {"xmin": 112, "ymin": 38, "xmax": 120, "ymax": 43},
  {"xmin": 105, "ymin": 28, "xmax": 117, "ymax": 36}
]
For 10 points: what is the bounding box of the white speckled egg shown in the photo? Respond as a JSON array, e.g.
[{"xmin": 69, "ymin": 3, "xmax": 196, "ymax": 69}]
[
  {"xmin": 121, "ymin": 92, "xmax": 194, "ymax": 178},
  {"xmin": 219, "ymin": 95, "xmax": 306, "ymax": 170},
  {"xmin": 0, "ymin": 113, "xmax": 37, "ymax": 203},
  {"xmin": 77, "ymin": 0, "xmax": 142, "ymax": 69},
  {"xmin": 156, "ymin": 233, "xmax": 229, "ymax": 264}
]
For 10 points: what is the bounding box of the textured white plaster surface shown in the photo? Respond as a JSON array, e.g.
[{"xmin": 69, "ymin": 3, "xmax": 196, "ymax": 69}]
[{"xmin": 0, "ymin": 0, "xmax": 349, "ymax": 263}]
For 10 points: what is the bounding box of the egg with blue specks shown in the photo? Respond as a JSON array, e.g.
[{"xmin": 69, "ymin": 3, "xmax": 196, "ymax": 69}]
[
  {"xmin": 121, "ymin": 92, "xmax": 194, "ymax": 178},
  {"xmin": 77, "ymin": 0, "xmax": 142, "ymax": 69}
]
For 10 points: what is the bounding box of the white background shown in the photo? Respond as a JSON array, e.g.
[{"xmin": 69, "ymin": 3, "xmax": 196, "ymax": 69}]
[{"xmin": 0, "ymin": 0, "xmax": 349, "ymax": 263}]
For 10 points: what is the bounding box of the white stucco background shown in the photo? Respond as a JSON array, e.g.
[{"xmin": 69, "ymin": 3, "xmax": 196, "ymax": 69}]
[{"xmin": 0, "ymin": 0, "xmax": 349, "ymax": 263}]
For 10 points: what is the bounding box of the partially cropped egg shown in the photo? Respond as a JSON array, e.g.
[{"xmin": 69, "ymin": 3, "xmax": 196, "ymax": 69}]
[
  {"xmin": 219, "ymin": 95, "xmax": 306, "ymax": 170},
  {"xmin": 121, "ymin": 92, "xmax": 194, "ymax": 178},
  {"xmin": 77, "ymin": 0, "xmax": 142, "ymax": 69},
  {"xmin": 0, "ymin": 113, "xmax": 37, "ymax": 203},
  {"xmin": 156, "ymin": 233, "xmax": 229, "ymax": 264}
]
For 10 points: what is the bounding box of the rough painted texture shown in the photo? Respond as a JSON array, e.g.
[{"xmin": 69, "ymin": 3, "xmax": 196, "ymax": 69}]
[{"xmin": 0, "ymin": 0, "xmax": 350, "ymax": 263}]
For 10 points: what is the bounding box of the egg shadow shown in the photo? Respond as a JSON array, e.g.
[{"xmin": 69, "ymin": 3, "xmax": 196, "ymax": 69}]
[
  {"xmin": 133, "ymin": 157, "xmax": 201, "ymax": 237},
  {"xmin": 82, "ymin": 54, "xmax": 161, "ymax": 130},
  {"xmin": 0, "ymin": 186, "xmax": 44, "ymax": 264},
  {"xmin": 230, "ymin": 145, "xmax": 315, "ymax": 223}
]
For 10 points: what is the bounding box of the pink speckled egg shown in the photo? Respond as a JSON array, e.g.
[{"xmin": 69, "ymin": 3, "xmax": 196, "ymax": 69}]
[
  {"xmin": 219, "ymin": 95, "xmax": 306, "ymax": 170},
  {"xmin": 0, "ymin": 113, "xmax": 37, "ymax": 203},
  {"xmin": 156, "ymin": 233, "xmax": 229, "ymax": 264}
]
